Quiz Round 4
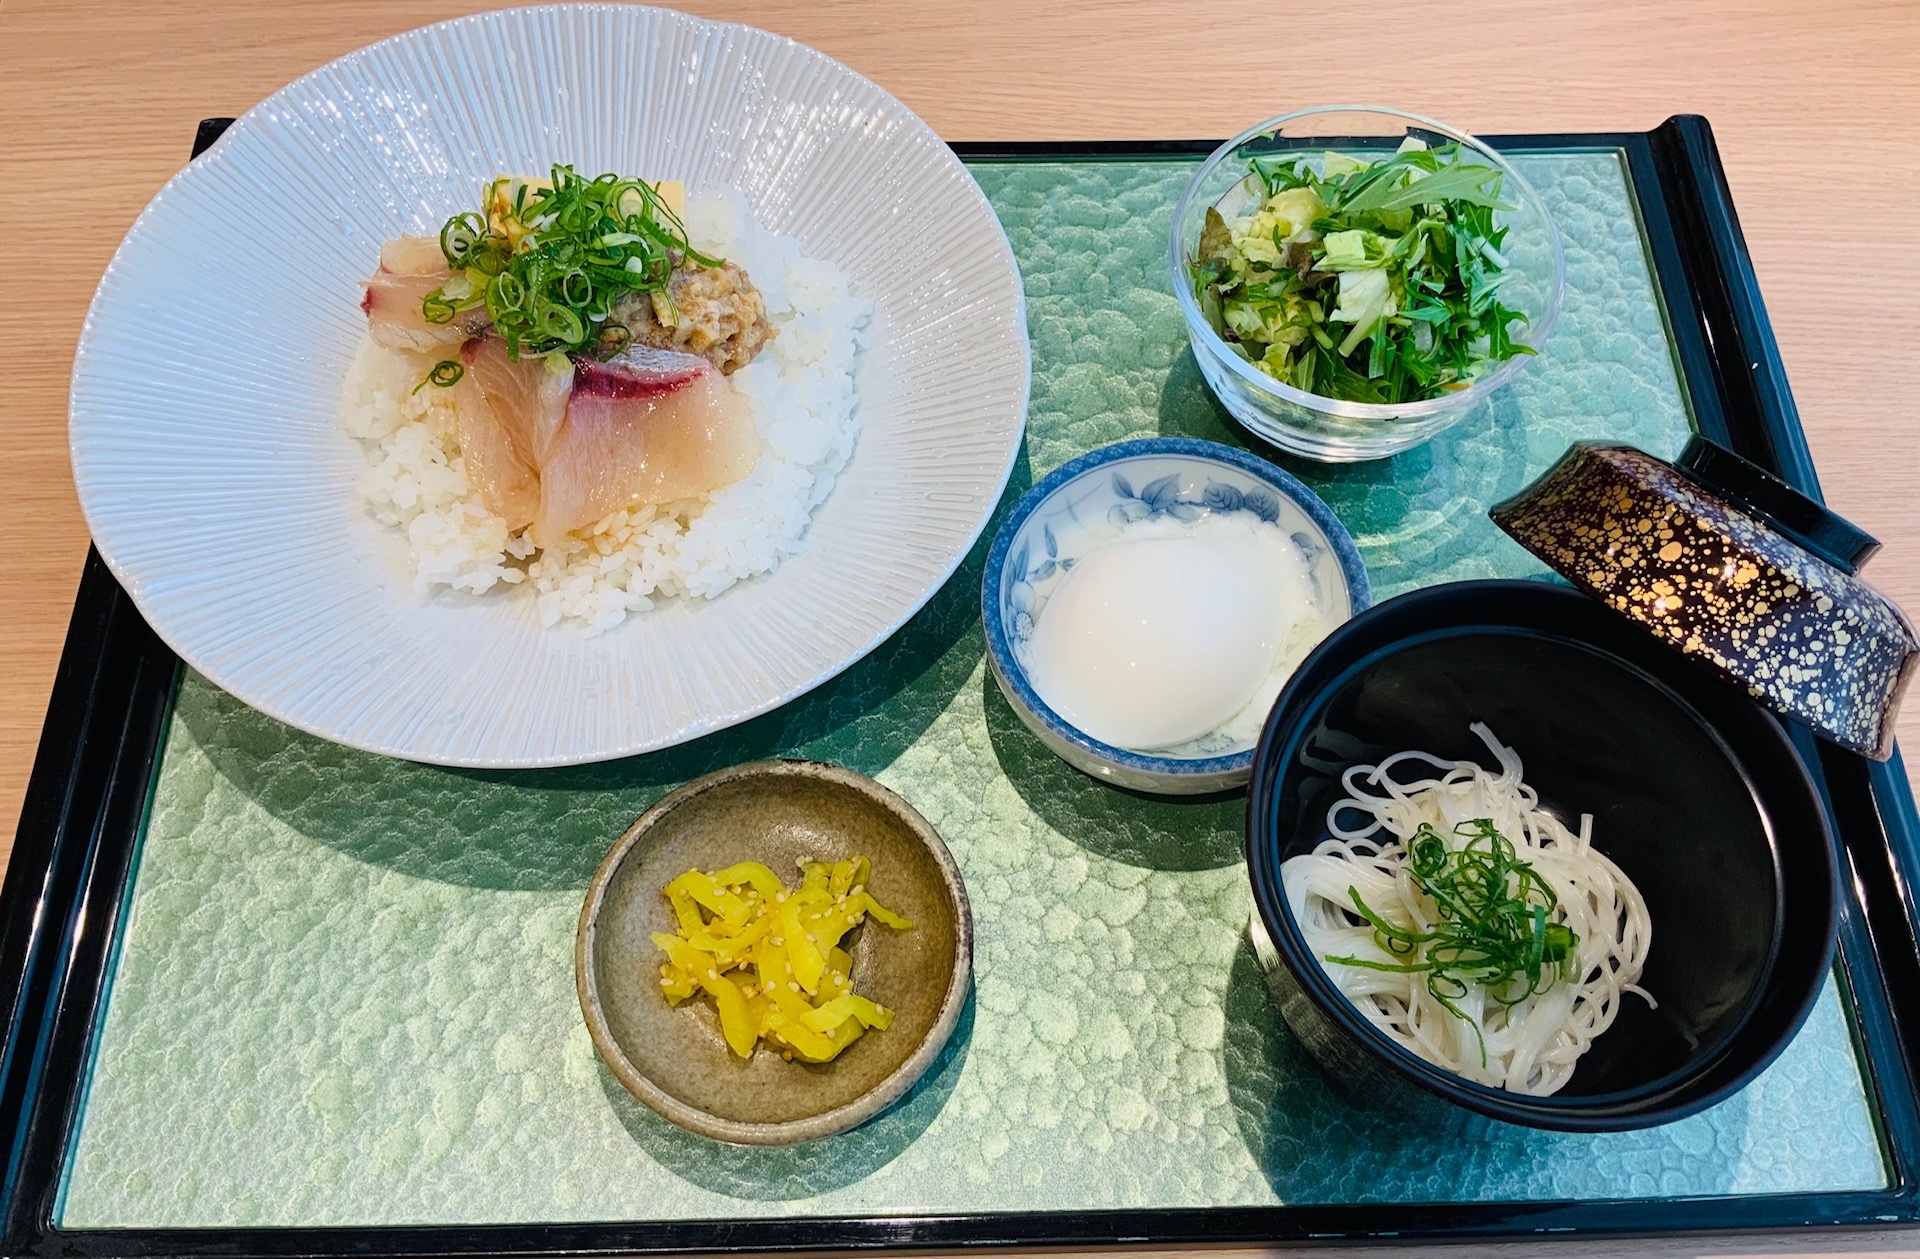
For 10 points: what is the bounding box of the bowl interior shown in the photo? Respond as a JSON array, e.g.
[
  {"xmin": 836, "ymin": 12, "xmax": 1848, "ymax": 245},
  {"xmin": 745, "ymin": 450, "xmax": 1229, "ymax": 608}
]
[
  {"xmin": 1170, "ymin": 106, "xmax": 1563, "ymax": 431},
  {"xmin": 1262, "ymin": 625, "xmax": 1783, "ymax": 1100},
  {"xmin": 584, "ymin": 766, "xmax": 963, "ymax": 1132},
  {"xmin": 991, "ymin": 444, "xmax": 1365, "ymax": 766}
]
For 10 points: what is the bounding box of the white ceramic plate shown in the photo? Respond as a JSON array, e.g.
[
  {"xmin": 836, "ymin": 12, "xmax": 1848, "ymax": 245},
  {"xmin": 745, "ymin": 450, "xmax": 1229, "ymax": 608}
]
[{"xmin": 70, "ymin": 4, "xmax": 1029, "ymax": 768}]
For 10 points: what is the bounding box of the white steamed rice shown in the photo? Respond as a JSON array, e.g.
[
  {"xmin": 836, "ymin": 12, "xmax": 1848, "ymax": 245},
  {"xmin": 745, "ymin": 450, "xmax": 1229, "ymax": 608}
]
[{"xmin": 337, "ymin": 192, "xmax": 871, "ymax": 633}]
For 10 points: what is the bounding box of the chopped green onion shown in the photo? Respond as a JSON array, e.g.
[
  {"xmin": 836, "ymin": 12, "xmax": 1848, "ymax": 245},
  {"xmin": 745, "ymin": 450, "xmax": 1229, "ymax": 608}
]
[
  {"xmin": 439, "ymin": 212, "xmax": 485, "ymax": 268},
  {"xmin": 1326, "ymin": 818, "xmax": 1579, "ymax": 1066},
  {"xmin": 411, "ymin": 359, "xmax": 465, "ymax": 393},
  {"xmin": 420, "ymin": 291, "xmax": 457, "ymax": 325},
  {"xmin": 422, "ymin": 164, "xmax": 723, "ymax": 363}
]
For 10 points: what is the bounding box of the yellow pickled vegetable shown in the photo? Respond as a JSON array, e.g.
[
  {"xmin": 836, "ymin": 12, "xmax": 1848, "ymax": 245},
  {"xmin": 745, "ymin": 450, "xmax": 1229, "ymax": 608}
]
[
  {"xmin": 703, "ymin": 971, "xmax": 760, "ymax": 1059},
  {"xmin": 707, "ymin": 861, "xmax": 786, "ymax": 899},
  {"xmin": 800, "ymin": 994, "xmax": 893, "ymax": 1035},
  {"xmin": 782, "ymin": 899, "xmax": 827, "ymax": 993},
  {"xmin": 653, "ymin": 855, "xmax": 913, "ymax": 1062}
]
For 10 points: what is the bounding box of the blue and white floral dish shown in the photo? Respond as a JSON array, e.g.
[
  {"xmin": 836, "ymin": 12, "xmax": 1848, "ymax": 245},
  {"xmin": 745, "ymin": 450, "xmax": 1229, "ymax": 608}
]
[{"xmin": 982, "ymin": 437, "xmax": 1371, "ymax": 794}]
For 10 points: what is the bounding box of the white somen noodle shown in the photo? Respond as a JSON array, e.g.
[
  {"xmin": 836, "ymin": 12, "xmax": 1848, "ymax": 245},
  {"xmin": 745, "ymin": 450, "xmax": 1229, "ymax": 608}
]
[{"xmin": 1280, "ymin": 723, "xmax": 1654, "ymax": 1096}]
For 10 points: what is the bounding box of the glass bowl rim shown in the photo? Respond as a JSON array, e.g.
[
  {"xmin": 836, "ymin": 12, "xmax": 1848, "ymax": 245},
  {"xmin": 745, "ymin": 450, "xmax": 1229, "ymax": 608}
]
[{"xmin": 1167, "ymin": 104, "xmax": 1568, "ymax": 425}]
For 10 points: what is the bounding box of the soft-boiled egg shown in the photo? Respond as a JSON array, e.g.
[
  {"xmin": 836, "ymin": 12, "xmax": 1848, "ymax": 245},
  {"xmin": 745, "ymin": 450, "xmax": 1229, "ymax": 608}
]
[{"xmin": 1025, "ymin": 512, "xmax": 1320, "ymax": 752}]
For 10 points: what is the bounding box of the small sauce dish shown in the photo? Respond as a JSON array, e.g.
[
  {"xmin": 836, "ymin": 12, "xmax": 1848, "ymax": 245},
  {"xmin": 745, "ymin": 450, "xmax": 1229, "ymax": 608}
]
[
  {"xmin": 982, "ymin": 436, "xmax": 1369, "ymax": 794},
  {"xmin": 576, "ymin": 760, "xmax": 972, "ymax": 1145}
]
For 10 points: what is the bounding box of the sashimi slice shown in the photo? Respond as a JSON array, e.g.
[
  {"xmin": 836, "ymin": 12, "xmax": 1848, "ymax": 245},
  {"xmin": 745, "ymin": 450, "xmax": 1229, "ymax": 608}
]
[
  {"xmin": 453, "ymin": 338, "xmax": 572, "ymax": 530},
  {"xmin": 361, "ymin": 234, "xmax": 488, "ymax": 351},
  {"xmin": 530, "ymin": 347, "xmax": 759, "ymax": 548},
  {"xmin": 381, "ymin": 234, "xmax": 449, "ymax": 274}
]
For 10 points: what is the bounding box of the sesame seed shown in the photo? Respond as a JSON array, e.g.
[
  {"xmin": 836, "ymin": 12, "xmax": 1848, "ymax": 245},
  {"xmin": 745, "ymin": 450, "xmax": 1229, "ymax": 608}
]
[{"xmin": 788, "ymin": 982, "xmax": 801, "ymax": 993}]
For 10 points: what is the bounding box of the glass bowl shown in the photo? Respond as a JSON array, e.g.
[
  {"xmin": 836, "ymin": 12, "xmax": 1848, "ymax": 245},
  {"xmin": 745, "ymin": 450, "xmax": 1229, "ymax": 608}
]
[{"xmin": 1169, "ymin": 105, "xmax": 1566, "ymax": 463}]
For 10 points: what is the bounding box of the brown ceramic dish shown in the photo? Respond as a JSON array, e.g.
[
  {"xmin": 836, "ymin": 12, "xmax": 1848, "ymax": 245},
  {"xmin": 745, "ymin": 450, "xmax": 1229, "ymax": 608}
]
[
  {"xmin": 576, "ymin": 760, "xmax": 972, "ymax": 1146},
  {"xmin": 1492, "ymin": 436, "xmax": 1919, "ymax": 759}
]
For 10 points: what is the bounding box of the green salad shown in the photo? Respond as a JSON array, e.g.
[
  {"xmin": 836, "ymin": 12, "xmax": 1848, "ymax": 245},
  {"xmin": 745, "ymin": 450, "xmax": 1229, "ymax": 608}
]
[{"xmin": 1188, "ymin": 140, "xmax": 1533, "ymax": 405}]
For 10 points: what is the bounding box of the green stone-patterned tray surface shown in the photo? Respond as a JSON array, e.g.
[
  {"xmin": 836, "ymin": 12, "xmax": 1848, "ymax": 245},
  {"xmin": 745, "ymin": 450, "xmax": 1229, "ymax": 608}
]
[{"xmin": 59, "ymin": 151, "xmax": 1888, "ymax": 1228}]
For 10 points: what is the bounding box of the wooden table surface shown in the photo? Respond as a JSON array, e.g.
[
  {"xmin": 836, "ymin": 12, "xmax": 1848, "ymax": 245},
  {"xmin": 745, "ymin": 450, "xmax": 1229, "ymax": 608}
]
[{"xmin": 3, "ymin": 0, "xmax": 1918, "ymax": 1254}]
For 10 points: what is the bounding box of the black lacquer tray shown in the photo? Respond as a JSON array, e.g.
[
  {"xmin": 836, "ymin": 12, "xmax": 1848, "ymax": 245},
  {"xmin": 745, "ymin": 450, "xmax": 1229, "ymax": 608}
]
[{"xmin": 0, "ymin": 116, "xmax": 1916, "ymax": 1257}]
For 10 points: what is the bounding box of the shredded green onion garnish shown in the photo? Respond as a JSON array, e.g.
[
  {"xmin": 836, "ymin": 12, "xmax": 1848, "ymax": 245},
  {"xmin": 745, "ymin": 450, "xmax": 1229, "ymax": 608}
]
[
  {"xmin": 1326, "ymin": 818, "xmax": 1577, "ymax": 1065},
  {"xmin": 412, "ymin": 360, "xmax": 465, "ymax": 394},
  {"xmin": 422, "ymin": 165, "xmax": 718, "ymax": 363}
]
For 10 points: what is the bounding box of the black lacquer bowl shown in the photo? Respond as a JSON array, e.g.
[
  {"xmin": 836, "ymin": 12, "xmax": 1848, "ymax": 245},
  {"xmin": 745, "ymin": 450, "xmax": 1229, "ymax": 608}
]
[{"xmin": 1246, "ymin": 580, "xmax": 1839, "ymax": 1131}]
